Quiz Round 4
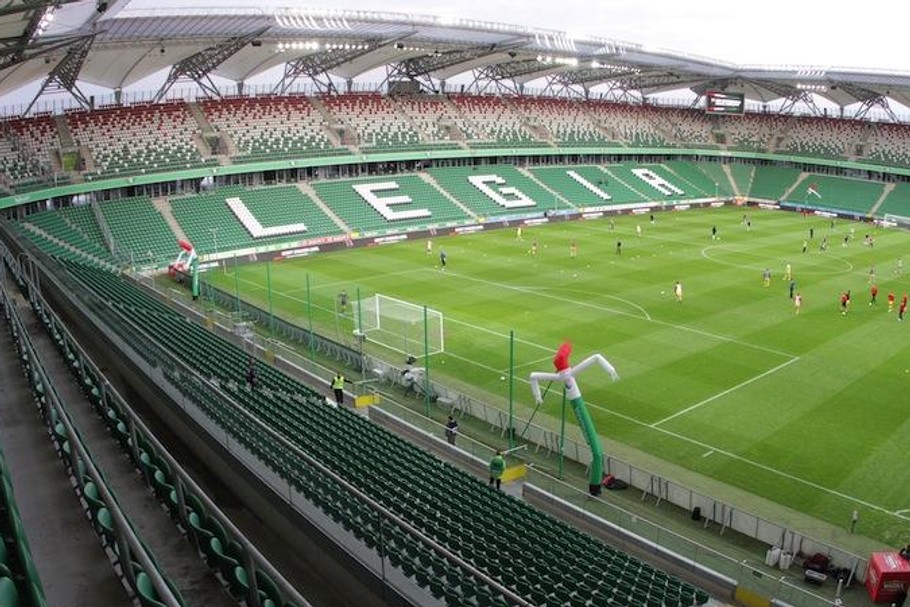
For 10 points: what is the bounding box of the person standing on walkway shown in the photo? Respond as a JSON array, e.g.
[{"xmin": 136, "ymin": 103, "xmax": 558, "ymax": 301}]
[
  {"xmin": 489, "ymin": 451, "xmax": 505, "ymax": 490},
  {"xmin": 332, "ymin": 372, "xmax": 345, "ymax": 406},
  {"xmin": 445, "ymin": 416, "xmax": 459, "ymax": 445}
]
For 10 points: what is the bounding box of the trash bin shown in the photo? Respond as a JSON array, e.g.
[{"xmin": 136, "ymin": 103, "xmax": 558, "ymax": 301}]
[{"xmin": 691, "ymin": 506, "xmax": 701, "ymax": 521}]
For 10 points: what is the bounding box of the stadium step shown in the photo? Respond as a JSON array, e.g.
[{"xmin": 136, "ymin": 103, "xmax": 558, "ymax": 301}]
[
  {"xmin": 781, "ymin": 171, "xmax": 810, "ymax": 201},
  {"xmin": 415, "ymin": 171, "xmax": 476, "ymax": 218},
  {"xmin": 296, "ymin": 182, "xmax": 349, "ymax": 233},
  {"xmin": 0, "ymin": 295, "xmax": 127, "ymax": 606},
  {"xmin": 721, "ymin": 164, "xmax": 740, "ymax": 197},
  {"xmin": 153, "ymin": 196, "xmax": 189, "ymax": 244},
  {"xmin": 868, "ymin": 182, "xmax": 896, "ymax": 217},
  {"xmin": 515, "ymin": 166, "xmax": 572, "ymax": 206}
]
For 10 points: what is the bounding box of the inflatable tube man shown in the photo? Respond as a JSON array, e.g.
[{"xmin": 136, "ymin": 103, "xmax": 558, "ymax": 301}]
[{"xmin": 530, "ymin": 343, "xmax": 619, "ymax": 495}]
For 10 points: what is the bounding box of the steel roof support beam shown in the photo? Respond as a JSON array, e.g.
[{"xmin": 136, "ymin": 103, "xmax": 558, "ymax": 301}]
[
  {"xmin": 854, "ymin": 95, "xmax": 897, "ymax": 122},
  {"xmin": 540, "ymin": 74, "xmax": 586, "ymax": 99},
  {"xmin": 25, "ymin": 34, "xmax": 94, "ymax": 114},
  {"xmin": 381, "ymin": 48, "xmax": 491, "ymax": 94},
  {"xmin": 273, "ymin": 42, "xmax": 384, "ymax": 95},
  {"xmin": 778, "ymin": 91, "xmax": 823, "ymax": 116},
  {"xmin": 0, "ymin": 32, "xmax": 88, "ymax": 70},
  {"xmin": 468, "ymin": 60, "xmax": 553, "ymax": 96},
  {"xmin": 154, "ymin": 27, "xmax": 268, "ymax": 102}
]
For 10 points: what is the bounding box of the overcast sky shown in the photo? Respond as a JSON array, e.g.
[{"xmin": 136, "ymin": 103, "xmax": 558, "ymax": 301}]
[{"xmin": 283, "ymin": 0, "xmax": 910, "ymax": 72}]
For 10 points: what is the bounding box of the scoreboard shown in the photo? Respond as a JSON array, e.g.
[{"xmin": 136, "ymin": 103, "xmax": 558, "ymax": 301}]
[{"xmin": 705, "ymin": 91, "xmax": 745, "ymax": 115}]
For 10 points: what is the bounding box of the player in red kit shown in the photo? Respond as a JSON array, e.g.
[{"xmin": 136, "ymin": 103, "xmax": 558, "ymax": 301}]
[
  {"xmin": 901, "ymin": 294, "xmax": 909, "ymax": 322},
  {"xmin": 840, "ymin": 291, "xmax": 851, "ymax": 316},
  {"xmin": 888, "ymin": 291, "xmax": 896, "ymax": 313},
  {"xmin": 870, "ymin": 284, "xmax": 878, "ymax": 306}
]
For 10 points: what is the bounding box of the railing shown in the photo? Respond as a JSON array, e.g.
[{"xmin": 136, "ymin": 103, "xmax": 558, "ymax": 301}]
[
  {"xmin": 0, "ymin": 259, "xmax": 184, "ymax": 607},
  {"xmin": 147, "ymin": 272, "xmax": 873, "ymax": 607},
  {"xmin": 9, "ymin": 236, "xmax": 536, "ymax": 607}
]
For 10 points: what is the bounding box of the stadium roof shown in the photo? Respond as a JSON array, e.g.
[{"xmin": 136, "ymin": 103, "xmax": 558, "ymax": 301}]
[{"xmin": 4, "ymin": 1, "xmax": 910, "ymax": 116}]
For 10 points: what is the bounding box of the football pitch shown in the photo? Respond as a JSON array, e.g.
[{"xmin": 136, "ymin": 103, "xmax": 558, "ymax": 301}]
[{"xmin": 206, "ymin": 206, "xmax": 910, "ymax": 545}]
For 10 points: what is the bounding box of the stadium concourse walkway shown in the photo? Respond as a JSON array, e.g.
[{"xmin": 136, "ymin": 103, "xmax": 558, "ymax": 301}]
[
  {"xmin": 0, "ymin": 309, "xmax": 127, "ymax": 606},
  {"xmin": 3, "ymin": 288, "xmax": 238, "ymax": 607}
]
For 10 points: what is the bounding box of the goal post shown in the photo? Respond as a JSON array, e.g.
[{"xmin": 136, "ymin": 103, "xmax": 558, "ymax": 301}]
[{"xmin": 356, "ymin": 294, "xmax": 445, "ymax": 356}]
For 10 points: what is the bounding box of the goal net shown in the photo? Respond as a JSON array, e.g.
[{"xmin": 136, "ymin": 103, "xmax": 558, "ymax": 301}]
[
  {"xmin": 883, "ymin": 214, "xmax": 909, "ymax": 228},
  {"xmin": 356, "ymin": 294, "xmax": 445, "ymax": 356}
]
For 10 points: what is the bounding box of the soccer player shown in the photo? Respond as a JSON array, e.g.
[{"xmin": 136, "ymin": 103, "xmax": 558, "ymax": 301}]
[
  {"xmin": 516, "ymin": 226, "xmax": 523, "ymax": 241},
  {"xmin": 569, "ymin": 240, "xmax": 578, "ymax": 259},
  {"xmin": 711, "ymin": 225, "xmax": 717, "ymax": 241},
  {"xmin": 529, "ymin": 240, "xmax": 538, "ymax": 257},
  {"xmin": 673, "ymin": 280, "xmax": 683, "ymax": 303},
  {"xmin": 338, "ymin": 290, "xmax": 348, "ymax": 314},
  {"xmin": 762, "ymin": 268, "xmax": 771, "ymax": 287},
  {"xmin": 896, "ymin": 257, "xmax": 904, "ymax": 276},
  {"xmin": 840, "ymin": 290, "xmax": 851, "ymax": 315},
  {"xmin": 868, "ymin": 264, "xmax": 876, "ymax": 284},
  {"xmin": 426, "ymin": 239, "xmax": 433, "ymax": 255},
  {"xmin": 789, "ymin": 279, "xmax": 796, "ymax": 299},
  {"xmin": 636, "ymin": 224, "xmax": 642, "ymax": 238},
  {"xmin": 900, "ymin": 294, "xmax": 908, "ymax": 322},
  {"xmin": 870, "ymin": 284, "xmax": 879, "ymax": 306},
  {"xmin": 801, "ymin": 240, "xmax": 808, "ymax": 254},
  {"xmin": 784, "ymin": 263, "xmax": 792, "ymax": 281},
  {"xmin": 439, "ymin": 248, "xmax": 447, "ymax": 270},
  {"xmin": 615, "ymin": 240, "xmax": 622, "ymax": 255},
  {"xmin": 842, "ymin": 234, "xmax": 849, "ymax": 248},
  {"xmin": 794, "ymin": 292, "xmax": 802, "ymax": 315},
  {"xmin": 819, "ymin": 236, "xmax": 828, "ymax": 252},
  {"xmin": 888, "ymin": 291, "xmax": 896, "ymax": 313}
]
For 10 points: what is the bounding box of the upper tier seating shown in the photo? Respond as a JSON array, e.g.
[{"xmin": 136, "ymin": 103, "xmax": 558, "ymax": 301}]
[
  {"xmin": 0, "ymin": 115, "xmax": 59, "ymax": 189},
  {"xmin": 68, "ymin": 101, "xmax": 216, "ymax": 179},
  {"xmin": 200, "ymin": 96, "xmax": 345, "ymax": 162},
  {"xmin": 783, "ymin": 116, "xmax": 864, "ymax": 159},
  {"xmin": 170, "ymin": 185, "xmax": 342, "ymax": 254},
  {"xmin": 584, "ymin": 102, "xmax": 668, "ymax": 147},
  {"xmin": 449, "ymin": 95, "xmax": 539, "ymax": 146},
  {"xmin": 510, "ymin": 97, "xmax": 610, "ymax": 147},
  {"xmin": 62, "ymin": 259, "xmax": 712, "ymax": 607},
  {"xmin": 866, "ymin": 123, "xmax": 910, "ymax": 167},
  {"xmin": 320, "ymin": 94, "xmax": 424, "ymax": 150},
  {"xmin": 721, "ymin": 113, "xmax": 789, "ymax": 152},
  {"xmin": 392, "ymin": 94, "xmax": 485, "ymax": 142},
  {"xmin": 658, "ymin": 109, "xmax": 717, "ymax": 147}
]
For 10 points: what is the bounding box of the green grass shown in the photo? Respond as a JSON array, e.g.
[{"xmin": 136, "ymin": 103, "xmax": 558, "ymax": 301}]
[{"xmin": 206, "ymin": 207, "xmax": 910, "ymax": 545}]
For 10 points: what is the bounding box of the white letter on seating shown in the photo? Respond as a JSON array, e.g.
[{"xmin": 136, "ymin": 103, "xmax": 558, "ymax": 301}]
[
  {"xmin": 566, "ymin": 170, "xmax": 612, "ymax": 200},
  {"xmin": 468, "ymin": 175, "xmax": 536, "ymax": 208},
  {"xmin": 353, "ymin": 182, "xmax": 432, "ymax": 221},
  {"xmin": 631, "ymin": 168, "xmax": 684, "ymax": 196},
  {"xmin": 226, "ymin": 197, "xmax": 307, "ymax": 238}
]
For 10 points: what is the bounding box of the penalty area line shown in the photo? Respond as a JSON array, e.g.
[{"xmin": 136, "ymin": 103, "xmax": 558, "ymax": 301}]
[{"xmin": 651, "ymin": 357, "xmax": 801, "ymax": 427}]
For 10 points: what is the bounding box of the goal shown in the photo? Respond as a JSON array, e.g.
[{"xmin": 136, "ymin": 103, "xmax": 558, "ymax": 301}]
[
  {"xmin": 883, "ymin": 214, "xmax": 909, "ymax": 228},
  {"xmin": 356, "ymin": 294, "xmax": 445, "ymax": 356}
]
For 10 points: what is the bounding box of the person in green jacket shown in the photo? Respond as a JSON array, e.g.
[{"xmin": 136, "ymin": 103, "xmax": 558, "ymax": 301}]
[{"xmin": 489, "ymin": 451, "xmax": 505, "ymax": 490}]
